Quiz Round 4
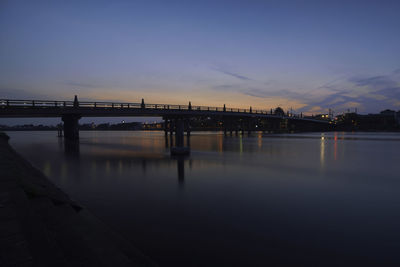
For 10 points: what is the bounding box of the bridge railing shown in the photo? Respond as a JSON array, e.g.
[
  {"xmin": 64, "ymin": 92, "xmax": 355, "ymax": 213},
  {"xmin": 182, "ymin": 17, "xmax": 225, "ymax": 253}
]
[
  {"xmin": 0, "ymin": 99, "xmax": 335, "ymax": 124},
  {"xmin": 0, "ymin": 100, "xmax": 76, "ymax": 107},
  {"xmin": 0, "ymin": 99, "xmax": 278, "ymax": 116}
]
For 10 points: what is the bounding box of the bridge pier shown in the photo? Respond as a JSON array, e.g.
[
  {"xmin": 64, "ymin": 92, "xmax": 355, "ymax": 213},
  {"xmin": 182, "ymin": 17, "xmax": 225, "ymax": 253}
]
[
  {"xmin": 171, "ymin": 118, "xmax": 190, "ymax": 155},
  {"xmin": 62, "ymin": 114, "xmax": 81, "ymax": 140},
  {"xmin": 185, "ymin": 119, "xmax": 191, "ymax": 137},
  {"xmin": 164, "ymin": 119, "xmax": 168, "ymax": 137},
  {"xmin": 175, "ymin": 119, "xmax": 184, "ymax": 147}
]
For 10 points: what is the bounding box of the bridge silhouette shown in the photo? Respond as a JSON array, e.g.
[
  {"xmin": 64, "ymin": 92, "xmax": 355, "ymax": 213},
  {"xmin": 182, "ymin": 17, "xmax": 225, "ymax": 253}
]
[{"xmin": 0, "ymin": 96, "xmax": 330, "ymax": 154}]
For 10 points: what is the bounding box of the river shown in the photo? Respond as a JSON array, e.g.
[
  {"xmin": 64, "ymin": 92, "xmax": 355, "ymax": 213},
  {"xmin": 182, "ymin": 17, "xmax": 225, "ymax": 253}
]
[{"xmin": 6, "ymin": 131, "xmax": 400, "ymax": 266}]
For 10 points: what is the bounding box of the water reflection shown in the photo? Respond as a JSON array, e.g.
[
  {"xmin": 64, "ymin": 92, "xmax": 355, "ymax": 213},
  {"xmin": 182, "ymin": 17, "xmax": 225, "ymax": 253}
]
[
  {"xmin": 257, "ymin": 132, "xmax": 263, "ymax": 149},
  {"xmin": 217, "ymin": 134, "xmax": 223, "ymax": 153},
  {"xmin": 175, "ymin": 156, "xmax": 185, "ymax": 186},
  {"xmin": 61, "ymin": 134, "xmax": 191, "ymax": 184},
  {"xmin": 7, "ymin": 131, "xmax": 400, "ymax": 266},
  {"xmin": 334, "ymin": 132, "xmax": 338, "ymax": 161},
  {"xmin": 64, "ymin": 139, "xmax": 80, "ymax": 158},
  {"xmin": 164, "ymin": 135, "xmax": 192, "ymax": 148},
  {"xmin": 320, "ymin": 133, "xmax": 325, "ymax": 168}
]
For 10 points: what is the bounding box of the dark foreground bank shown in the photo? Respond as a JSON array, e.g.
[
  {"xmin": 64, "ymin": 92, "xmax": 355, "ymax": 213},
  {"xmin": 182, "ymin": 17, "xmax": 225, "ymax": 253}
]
[{"xmin": 0, "ymin": 132, "xmax": 156, "ymax": 267}]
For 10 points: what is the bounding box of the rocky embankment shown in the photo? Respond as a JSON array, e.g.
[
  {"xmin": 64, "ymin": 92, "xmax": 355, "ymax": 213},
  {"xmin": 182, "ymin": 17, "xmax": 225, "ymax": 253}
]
[{"xmin": 0, "ymin": 132, "xmax": 156, "ymax": 267}]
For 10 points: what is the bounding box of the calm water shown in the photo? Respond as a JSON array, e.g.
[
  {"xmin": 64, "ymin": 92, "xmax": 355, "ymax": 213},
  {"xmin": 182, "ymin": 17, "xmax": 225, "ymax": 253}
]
[{"xmin": 6, "ymin": 131, "xmax": 400, "ymax": 266}]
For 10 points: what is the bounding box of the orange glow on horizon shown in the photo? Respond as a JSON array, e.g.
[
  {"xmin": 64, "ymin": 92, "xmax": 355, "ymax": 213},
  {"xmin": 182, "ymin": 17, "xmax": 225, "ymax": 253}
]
[{"xmin": 75, "ymin": 88, "xmax": 309, "ymax": 114}]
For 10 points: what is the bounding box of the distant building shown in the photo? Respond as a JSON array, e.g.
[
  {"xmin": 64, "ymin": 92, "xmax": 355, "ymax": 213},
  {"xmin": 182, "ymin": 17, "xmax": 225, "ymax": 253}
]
[
  {"xmin": 313, "ymin": 114, "xmax": 330, "ymax": 121},
  {"xmin": 335, "ymin": 110, "xmax": 399, "ymax": 131},
  {"xmin": 303, "ymin": 114, "xmax": 331, "ymax": 121}
]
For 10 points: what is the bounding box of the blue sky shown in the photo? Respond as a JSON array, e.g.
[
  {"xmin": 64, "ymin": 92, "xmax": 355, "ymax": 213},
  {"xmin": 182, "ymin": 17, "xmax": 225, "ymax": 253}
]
[{"xmin": 1, "ymin": 0, "xmax": 400, "ymax": 123}]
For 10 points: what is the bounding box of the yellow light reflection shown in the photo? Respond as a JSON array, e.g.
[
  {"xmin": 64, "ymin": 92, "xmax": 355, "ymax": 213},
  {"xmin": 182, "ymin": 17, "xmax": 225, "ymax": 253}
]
[
  {"xmin": 257, "ymin": 132, "xmax": 262, "ymax": 149},
  {"xmin": 320, "ymin": 134, "xmax": 325, "ymax": 168},
  {"xmin": 217, "ymin": 134, "xmax": 223, "ymax": 154}
]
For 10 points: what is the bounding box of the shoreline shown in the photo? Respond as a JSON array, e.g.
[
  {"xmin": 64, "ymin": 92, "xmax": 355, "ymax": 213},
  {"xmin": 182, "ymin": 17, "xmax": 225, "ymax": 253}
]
[{"xmin": 0, "ymin": 132, "xmax": 157, "ymax": 267}]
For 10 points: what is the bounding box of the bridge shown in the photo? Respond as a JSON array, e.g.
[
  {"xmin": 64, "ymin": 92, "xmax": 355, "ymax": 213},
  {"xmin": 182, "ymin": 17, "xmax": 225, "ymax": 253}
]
[{"xmin": 0, "ymin": 96, "xmax": 331, "ymax": 154}]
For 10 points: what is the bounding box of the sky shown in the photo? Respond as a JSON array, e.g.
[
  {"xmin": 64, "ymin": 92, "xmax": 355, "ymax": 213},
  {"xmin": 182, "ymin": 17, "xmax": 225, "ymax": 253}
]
[{"xmin": 1, "ymin": 0, "xmax": 400, "ymax": 125}]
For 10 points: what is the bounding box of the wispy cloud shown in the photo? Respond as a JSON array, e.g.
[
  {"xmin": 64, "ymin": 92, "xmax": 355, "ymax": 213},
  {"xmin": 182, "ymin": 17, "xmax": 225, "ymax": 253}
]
[
  {"xmin": 210, "ymin": 68, "xmax": 400, "ymax": 114},
  {"xmin": 212, "ymin": 67, "xmax": 252, "ymax": 81},
  {"xmin": 349, "ymin": 75, "xmax": 397, "ymax": 88},
  {"xmin": 243, "ymin": 88, "xmax": 305, "ymax": 100},
  {"xmin": 213, "ymin": 84, "xmax": 240, "ymax": 91},
  {"xmin": 212, "ymin": 83, "xmax": 304, "ymax": 100},
  {"xmin": 304, "ymin": 70, "xmax": 400, "ymax": 113}
]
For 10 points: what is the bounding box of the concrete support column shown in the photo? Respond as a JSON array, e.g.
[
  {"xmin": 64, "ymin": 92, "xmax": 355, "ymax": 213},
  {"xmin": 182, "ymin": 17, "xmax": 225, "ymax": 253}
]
[
  {"xmin": 184, "ymin": 119, "xmax": 191, "ymax": 147},
  {"xmin": 175, "ymin": 119, "xmax": 184, "ymax": 147},
  {"xmin": 164, "ymin": 118, "xmax": 169, "ymax": 137},
  {"xmin": 62, "ymin": 114, "xmax": 81, "ymax": 140},
  {"xmin": 185, "ymin": 119, "xmax": 191, "ymax": 137},
  {"xmin": 171, "ymin": 118, "xmax": 190, "ymax": 155}
]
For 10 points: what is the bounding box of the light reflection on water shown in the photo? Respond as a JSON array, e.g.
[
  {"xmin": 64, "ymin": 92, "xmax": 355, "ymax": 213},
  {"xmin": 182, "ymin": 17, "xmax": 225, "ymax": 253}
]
[
  {"xmin": 6, "ymin": 130, "xmax": 400, "ymax": 266},
  {"xmin": 320, "ymin": 134, "xmax": 325, "ymax": 168}
]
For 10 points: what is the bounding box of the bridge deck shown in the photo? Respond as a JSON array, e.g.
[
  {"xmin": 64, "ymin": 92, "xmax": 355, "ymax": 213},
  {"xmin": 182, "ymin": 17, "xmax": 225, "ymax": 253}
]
[{"xmin": 0, "ymin": 99, "xmax": 329, "ymax": 124}]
